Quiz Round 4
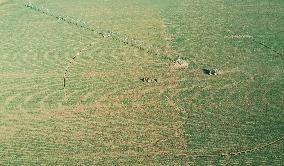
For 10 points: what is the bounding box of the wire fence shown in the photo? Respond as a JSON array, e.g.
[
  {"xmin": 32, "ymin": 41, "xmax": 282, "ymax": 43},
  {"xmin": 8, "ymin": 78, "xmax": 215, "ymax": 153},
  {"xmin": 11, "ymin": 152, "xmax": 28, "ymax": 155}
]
[
  {"xmin": 24, "ymin": 1, "xmax": 167, "ymax": 88},
  {"xmin": 24, "ymin": 1, "xmax": 164, "ymax": 57}
]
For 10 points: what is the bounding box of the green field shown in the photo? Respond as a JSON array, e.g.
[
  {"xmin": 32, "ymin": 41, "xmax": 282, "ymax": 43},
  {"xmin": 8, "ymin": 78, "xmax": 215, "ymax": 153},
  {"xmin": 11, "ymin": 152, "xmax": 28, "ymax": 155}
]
[{"xmin": 0, "ymin": 0, "xmax": 283, "ymax": 165}]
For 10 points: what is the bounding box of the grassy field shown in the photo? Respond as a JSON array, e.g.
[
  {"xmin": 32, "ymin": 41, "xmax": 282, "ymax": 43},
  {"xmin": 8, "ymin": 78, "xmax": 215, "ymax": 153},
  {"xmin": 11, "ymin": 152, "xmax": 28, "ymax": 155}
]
[{"xmin": 0, "ymin": 0, "xmax": 283, "ymax": 165}]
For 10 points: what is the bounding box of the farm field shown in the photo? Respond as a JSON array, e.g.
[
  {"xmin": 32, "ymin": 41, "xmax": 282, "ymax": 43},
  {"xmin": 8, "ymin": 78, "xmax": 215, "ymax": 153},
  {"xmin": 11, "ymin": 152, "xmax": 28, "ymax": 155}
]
[{"xmin": 0, "ymin": 0, "xmax": 283, "ymax": 165}]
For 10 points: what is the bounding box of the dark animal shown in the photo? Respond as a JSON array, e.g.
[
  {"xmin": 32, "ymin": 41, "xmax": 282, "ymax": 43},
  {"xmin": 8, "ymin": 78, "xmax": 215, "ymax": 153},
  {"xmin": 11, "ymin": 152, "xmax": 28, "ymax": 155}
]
[
  {"xmin": 202, "ymin": 68, "xmax": 218, "ymax": 75},
  {"xmin": 140, "ymin": 77, "xmax": 158, "ymax": 83}
]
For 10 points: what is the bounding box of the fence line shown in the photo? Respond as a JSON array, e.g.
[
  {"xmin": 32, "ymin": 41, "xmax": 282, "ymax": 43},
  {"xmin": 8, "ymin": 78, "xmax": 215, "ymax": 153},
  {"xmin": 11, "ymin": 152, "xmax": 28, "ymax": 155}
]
[
  {"xmin": 188, "ymin": 135, "xmax": 284, "ymax": 158},
  {"xmin": 24, "ymin": 1, "xmax": 167, "ymax": 89},
  {"xmin": 221, "ymin": 136, "xmax": 284, "ymax": 157},
  {"xmin": 252, "ymin": 38, "xmax": 283, "ymax": 56},
  {"xmin": 24, "ymin": 2, "xmax": 163, "ymax": 57},
  {"xmin": 63, "ymin": 41, "xmax": 96, "ymax": 87}
]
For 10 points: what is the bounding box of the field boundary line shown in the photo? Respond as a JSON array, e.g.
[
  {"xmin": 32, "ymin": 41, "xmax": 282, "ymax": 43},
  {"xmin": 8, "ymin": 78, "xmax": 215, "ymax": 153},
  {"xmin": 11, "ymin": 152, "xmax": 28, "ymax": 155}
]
[{"xmin": 24, "ymin": 2, "xmax": 165, "ymax": 57}]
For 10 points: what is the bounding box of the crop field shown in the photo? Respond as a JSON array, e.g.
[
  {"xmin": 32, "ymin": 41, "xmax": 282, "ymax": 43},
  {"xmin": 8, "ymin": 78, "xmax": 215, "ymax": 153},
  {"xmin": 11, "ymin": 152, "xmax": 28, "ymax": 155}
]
[{"xmin": 0, "ymin": 0, "xmax": 283, "ymax": 165}]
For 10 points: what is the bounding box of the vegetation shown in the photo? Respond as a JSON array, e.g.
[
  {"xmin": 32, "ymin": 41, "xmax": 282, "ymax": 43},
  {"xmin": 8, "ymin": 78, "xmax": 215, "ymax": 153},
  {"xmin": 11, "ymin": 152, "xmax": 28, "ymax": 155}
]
[{"xmin": 0, "ymin": 0, "xmax": 283, "ymax": 165}]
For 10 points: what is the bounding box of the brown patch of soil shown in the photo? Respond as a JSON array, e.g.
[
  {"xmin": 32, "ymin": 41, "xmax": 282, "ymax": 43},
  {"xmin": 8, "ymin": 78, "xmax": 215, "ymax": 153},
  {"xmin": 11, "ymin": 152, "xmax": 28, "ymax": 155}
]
[{"xmin": 169, "ymin": 61, "xmax": 189, "ymax": 70}]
